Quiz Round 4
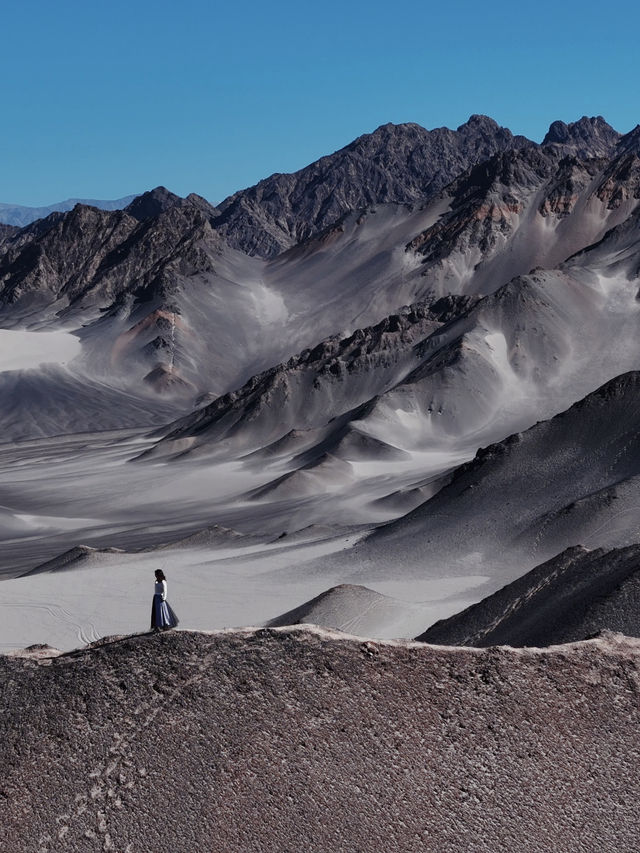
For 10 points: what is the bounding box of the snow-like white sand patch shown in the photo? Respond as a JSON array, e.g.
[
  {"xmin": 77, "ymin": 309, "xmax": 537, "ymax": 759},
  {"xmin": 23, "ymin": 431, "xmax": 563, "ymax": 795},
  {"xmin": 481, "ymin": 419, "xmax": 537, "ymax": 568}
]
[
  {"xmin": 250, "ymin": 281, "xmax": 289, "ymax": 325},
  {"xmin": 0, "ymin": 328, "xmax": 81, "ymax": 372},
  {"xmin": 13, "ymin": 512, "xmax": 101, "ymax": 531},
  {"xmin": 0, "ymin": 534, "xmax": 368, "ymax": 652},
  {"xmin": 0, "ymin": 504, "xmax": 495, "ymax": 653}
]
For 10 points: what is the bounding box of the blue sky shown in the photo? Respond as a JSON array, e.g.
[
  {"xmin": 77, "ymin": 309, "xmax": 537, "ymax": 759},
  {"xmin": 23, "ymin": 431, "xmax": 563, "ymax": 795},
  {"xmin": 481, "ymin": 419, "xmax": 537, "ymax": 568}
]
[{"xmin": 3, "ymin": 0, "xmax": 639, "ymax": 206}]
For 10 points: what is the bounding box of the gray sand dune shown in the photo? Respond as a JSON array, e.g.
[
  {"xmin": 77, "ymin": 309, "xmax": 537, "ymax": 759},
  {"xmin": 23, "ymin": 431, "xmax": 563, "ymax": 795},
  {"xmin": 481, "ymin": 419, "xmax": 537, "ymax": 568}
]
[
  {"xmin": 368, "ymin": 473, "xmax": 454, "ymax": 515},
  {"xmin": 266, "ymin": 523, "xmax": 350, "ymax": 544},
  {"xmin": 25, "ymin": 525, "xmax": 257, "ymax": 574},
  {"xmin": 267, "ymin": 583, "xmax": 433, "ymax": 637},
  {"xmin": 25, "ymin": 545, "xmax": 125, "ymax": 575},
  {"xmin": 154, "ymin": 523, "xmax": 258, "ymax": 550},
  {"xmin": 0, "ymin": 366, "xmax": 179, "ymax": 441},
  {"xmin": 246, "ymin": 453, "xmax": 355, "ymax": 501}
]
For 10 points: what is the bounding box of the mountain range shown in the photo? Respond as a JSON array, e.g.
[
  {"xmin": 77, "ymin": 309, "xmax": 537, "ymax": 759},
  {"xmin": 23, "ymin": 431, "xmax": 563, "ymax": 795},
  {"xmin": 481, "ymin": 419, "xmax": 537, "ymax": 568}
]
[
  {"xmin": 1, "ymin": 112, "xmax": 640, "ymax": 651},
  {"xmin": 4, "ymin": 109, "xmax": 640, "ymax": 853}
]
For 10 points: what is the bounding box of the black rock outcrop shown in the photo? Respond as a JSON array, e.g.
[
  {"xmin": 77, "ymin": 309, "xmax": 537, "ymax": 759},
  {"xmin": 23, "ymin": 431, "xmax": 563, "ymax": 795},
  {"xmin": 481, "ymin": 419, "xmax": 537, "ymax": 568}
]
[
  {"xmin": 0, "ymin": 192, "xmax": 224, "ymax": 314},
  {"xmin": 614, "ymin": 123, "xmax": 640, "ymax": 155},
  {"xmin": 124, "ymin": 185, "xmax": 182, "ymax": 221},
  {"xmin": 0, "ymin": 222, "xmax": 19, "ymax": 243}
]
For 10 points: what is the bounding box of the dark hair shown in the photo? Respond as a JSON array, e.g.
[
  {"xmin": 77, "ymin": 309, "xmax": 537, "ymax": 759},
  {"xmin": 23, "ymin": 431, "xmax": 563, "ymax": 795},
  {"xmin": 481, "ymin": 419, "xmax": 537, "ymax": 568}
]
[{"xmin": 155, "ymin": 569, "xmax": 166, "ymax": 581}]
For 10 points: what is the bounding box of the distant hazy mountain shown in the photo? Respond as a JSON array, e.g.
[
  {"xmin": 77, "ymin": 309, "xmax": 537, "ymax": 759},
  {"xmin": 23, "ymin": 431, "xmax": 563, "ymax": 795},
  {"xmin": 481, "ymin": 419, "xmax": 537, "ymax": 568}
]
[{"xmin": 0, "ymin": 193, "xmax": 138, "ymax": 226}]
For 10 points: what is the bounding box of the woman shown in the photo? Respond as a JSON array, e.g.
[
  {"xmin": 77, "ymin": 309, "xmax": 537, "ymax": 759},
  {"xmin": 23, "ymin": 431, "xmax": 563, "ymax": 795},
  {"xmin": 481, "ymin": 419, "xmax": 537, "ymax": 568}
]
[{"xmin": 151, "ymin": 569, "xmax": 180, "ymax": 632}]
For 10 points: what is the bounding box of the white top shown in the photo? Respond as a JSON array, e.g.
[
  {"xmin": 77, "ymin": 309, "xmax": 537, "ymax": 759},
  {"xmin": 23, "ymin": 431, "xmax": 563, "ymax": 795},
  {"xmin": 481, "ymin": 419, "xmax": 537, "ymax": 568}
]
[{"xmin": 154, "ymin": 579, "xmax": 167, "ymax": 600}]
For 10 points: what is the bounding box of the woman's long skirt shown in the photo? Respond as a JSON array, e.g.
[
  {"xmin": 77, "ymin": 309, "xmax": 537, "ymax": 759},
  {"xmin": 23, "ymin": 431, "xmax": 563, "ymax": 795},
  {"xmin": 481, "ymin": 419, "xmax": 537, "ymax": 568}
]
[{"xmin": 151, "ymin": 594, "xmax": 180, "ymax": 630}]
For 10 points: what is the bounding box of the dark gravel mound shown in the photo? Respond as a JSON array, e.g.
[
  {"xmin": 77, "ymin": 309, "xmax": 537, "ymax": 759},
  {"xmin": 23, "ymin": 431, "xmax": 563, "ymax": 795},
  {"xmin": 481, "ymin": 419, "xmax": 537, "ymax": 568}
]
[
  {"xmin": 362, "ymin": 372, "xmax": 640, "ymax": 573},
  {"xmin": 3, "ymin": 627, "xmax": 640, "ymax": 852},
  {"xmin": 418, "ymin": 544, "xmax": 640, "ymax": 647}
]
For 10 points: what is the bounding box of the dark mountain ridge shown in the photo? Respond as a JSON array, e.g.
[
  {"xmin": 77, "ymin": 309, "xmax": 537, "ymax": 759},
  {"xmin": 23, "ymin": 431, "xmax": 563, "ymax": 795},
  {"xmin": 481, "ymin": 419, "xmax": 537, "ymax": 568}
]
[
  {"xmin": 2, "ymin": 113, "xmax": 629, "ymax": 267},
  {"xmin": 1, "ymin": 120, "xmax": 638, "ymax": 461},
  {"xmin": 212, "ymin": 113, "xmax": 634, "ymax": 259},
  {"xmin": 1, "ymin": 115, "xmax": 633, "ymax": 327},
  {"xmin": 417, "ymin": 544, "xmax": 640, "ymax": 647},
  {"xmin": 0, "ymin": 191, "xmax": 224, "ymax": 315},
  {"xmin": 212, "ymin": 115, "xmax": 534, "ymax": 257}
]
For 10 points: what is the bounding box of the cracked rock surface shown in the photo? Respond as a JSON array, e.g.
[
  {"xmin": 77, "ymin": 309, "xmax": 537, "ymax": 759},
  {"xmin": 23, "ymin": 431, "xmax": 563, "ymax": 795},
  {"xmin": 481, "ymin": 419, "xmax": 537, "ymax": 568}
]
[{"xmin": 3, "ymin": 627, "xmax": 640, "ymax": 852}]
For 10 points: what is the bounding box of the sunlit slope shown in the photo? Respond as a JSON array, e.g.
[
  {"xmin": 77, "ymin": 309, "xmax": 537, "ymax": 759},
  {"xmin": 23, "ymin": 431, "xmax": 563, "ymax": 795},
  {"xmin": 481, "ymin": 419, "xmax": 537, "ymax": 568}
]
[
  {"xmin": 361, "ymin": 371, "xmax": 640, "ymax": 579},
  {"xmin": 148, "ymin": 210, "xmax": 640, "ymax": 493}
]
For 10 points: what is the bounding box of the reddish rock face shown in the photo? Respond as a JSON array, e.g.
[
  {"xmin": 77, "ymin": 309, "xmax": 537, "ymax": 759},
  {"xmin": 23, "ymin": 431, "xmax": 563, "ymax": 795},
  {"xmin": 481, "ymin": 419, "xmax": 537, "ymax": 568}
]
[{"xmin": 2, "ymin": 627, "xmax": 640, "ymax": 853}]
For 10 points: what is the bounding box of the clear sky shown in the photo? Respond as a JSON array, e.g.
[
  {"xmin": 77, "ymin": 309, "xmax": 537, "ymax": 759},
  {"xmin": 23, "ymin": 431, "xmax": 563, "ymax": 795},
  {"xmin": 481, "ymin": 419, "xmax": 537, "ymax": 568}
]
[{"xmin": 3, "ymin": 0, "xmax": 639, "ymax": 206}]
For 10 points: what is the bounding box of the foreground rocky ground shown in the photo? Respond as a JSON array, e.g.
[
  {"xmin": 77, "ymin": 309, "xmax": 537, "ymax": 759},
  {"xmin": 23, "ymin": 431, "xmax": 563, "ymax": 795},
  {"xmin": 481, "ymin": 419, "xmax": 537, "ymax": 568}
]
[{"xmin": 2, "ymin": 627, "xmax": 640, "ymax": 852}]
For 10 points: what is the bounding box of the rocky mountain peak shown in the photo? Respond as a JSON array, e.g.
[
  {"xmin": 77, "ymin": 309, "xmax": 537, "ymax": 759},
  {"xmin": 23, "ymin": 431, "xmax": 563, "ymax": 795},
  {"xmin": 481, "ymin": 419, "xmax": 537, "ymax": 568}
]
[
  {"xmin": 542, "ymin": 116, "xmax": 620, "ymax": 158},
  {"xmin": 457, "ymin": 114, "xmax": 500, "ymax": 132},
  {"xmin": 184, "ymin": 192, "xmax": 220, "ymax": 218},
  {"xmin": 213, "ymin": 116, "xmax": 534, "ymax": 258},
  {"xmin": 456, "ymin": 114, "xmax": 534, "ymax": 151},
  {"xmin": 125, "ymin": 186, "xmax": 183, "ymax": 221},
  {"xmin": 343, "ymin": 121, "xmax": 432, "ymax": 156}
]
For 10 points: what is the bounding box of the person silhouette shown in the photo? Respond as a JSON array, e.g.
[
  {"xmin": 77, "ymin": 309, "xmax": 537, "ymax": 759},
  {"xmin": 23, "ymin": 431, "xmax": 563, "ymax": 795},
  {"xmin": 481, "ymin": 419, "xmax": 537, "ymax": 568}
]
[{"xmin": 151, "ymin": 569, "xmax": 180, "ymax": 632}]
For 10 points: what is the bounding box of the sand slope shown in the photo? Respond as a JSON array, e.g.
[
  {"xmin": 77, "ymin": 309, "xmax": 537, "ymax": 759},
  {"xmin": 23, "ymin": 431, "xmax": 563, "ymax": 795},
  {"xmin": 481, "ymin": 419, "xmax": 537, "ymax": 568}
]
[
  {"xmin": 267, "ymin": 582, "xmax": 433, "ymax": 637},
  {"xmin": 418, "ymin": 544, "xmax": 640, "ymax": 647}
]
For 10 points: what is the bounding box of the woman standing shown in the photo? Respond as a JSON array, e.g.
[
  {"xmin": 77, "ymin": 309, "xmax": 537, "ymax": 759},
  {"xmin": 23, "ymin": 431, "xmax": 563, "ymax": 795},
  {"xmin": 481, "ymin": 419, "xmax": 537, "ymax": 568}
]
[{"xmin": 151, "ymin": 569, "xmax": 180, "ymax": 632}]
